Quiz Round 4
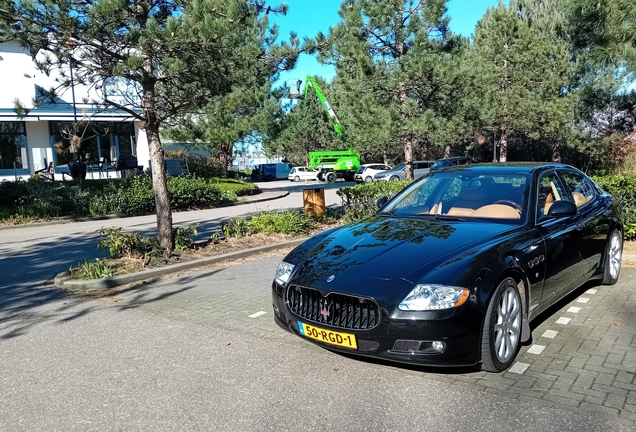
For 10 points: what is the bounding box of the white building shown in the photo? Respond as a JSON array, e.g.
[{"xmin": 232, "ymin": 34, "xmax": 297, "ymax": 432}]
[{"xmin": 0, "ymin": 41, "xmax": 149, "ymax": 181}]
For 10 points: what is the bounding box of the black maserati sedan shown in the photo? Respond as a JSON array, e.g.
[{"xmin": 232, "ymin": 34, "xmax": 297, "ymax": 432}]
[{"xmin": 271, "ymin": 163, "xmax": 623, "ymax": 372}]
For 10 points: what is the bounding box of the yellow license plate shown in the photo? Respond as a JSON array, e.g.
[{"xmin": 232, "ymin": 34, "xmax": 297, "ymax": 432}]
[{"xmin": 298, "ymin": 322, "xmax": 357, "ymax": 349}]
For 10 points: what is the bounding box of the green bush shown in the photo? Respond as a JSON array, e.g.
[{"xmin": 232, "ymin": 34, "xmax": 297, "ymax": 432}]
[
  {"xmin": 0, "ymin": 174, "xmax": 258, "ymax": 223},
  {"xmin": 337, "ymin": 180, "xmax": 411, "ymax": 223},
  {"xmin": 221, "ymin": 218, "xmax": 250, "ymax": 238},
  {"xmin": 173, "ymin": 224, "xmax": 199, "ymax": 251},
  {"xmin": 592, "ymin": 174, "xmax": 636, "ymax": 239},
  {"xmin": 97, "ymin": 227, "xmax": 161, "ymax": 259},
  {"xmin": 72, "ymin": 258, "xmax": 113, "ymax": 280},
  {"xmin": 248, "ymin": 211, "xmax": 317, "ymax": 236},
  {"xmin": 214, "ymin": 178, "xmax": 258, "ymax": 196}
]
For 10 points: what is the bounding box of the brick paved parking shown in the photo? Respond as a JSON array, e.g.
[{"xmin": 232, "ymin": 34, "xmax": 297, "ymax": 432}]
[{"xmin": 113, "ymin": 259, "xmax": 636, "ymax": 428}]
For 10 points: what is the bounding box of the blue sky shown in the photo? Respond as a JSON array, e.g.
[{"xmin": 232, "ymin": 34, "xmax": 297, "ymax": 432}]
[{"xmin": 272, "ymin": 0, "xmax": 503, "ymax": 85}]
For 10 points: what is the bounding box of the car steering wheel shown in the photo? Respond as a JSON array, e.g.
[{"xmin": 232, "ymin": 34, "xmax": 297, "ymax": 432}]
[{"xmin": 493, "ymin": 199, "xmax": 523, "ymax": 212}]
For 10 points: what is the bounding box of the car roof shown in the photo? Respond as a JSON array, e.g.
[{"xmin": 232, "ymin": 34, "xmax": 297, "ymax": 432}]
[
  {"xmin": 435, "ymin": 156, "xmax": 470, "ymax": 161},
  {"xmin": 437, "ymin": 162, "xmax": 575, "ymax": 174}
]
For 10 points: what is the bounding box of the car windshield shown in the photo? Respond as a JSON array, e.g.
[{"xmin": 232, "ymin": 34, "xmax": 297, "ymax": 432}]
[
  {"xmin": 391, "ymin": 163, "xmax": 405, "ymax": 171},
  {"xmin": 378, "ymin": 171, "xmax": 531, "ymax": 223}
]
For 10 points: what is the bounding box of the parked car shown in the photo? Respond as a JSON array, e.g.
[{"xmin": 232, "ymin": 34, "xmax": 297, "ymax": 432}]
[
  {"xmin": 429, "ymin": 156, "xmax": 477, "ymax": 173},
  {"xmin": 373, "ymin": 160, "xmax": 434, "ymax": 181},
  {"xmin": 355, "ymin": 163, "xmax": 392, "ymax": 183},
  {"xmin": 288, "ymin": 166, "xmax": 319, "ymax": 182},
  {"xmin": 271, "ymin": 163, "xmax": 623, "ymax": 372}
]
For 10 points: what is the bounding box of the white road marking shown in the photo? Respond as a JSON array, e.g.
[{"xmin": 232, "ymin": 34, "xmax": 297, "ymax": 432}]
[
  {"xmin": 577, "ymin": 297, "xmax": 590, "ymax": 304},
  {"xmin": 509, "ymin": 362, "xmax": 530, "ymax": 374},
  {"xmin": 567, "ymin": 307, "xmax": 581, "ymax": 313},
  {"xmin": 556, "ymin": 317, "xmax": 572, "ymax": 325},
  {"xmin": 248, "ymin": 311, "xmax": 267, "ymax": 318},
  {"xmin": 587, "ymin": 288, "xmax": 598, "ymax": 294},
  {"xmin": 527, "ymin": 345, "xmax": 546, "ymax": 355},
  {"xmin": 542, "ymin": 330, "xmax": 559, "ymax": 339}
]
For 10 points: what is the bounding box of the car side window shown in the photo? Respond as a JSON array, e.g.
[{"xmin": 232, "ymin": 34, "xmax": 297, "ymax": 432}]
[
  {"xmin": 537, "ymin": 171, "xmax": 571, "ymax": 222},
  {"xmin": 560, "ymin": 170, "xmax": 595, "ymax": 208}
]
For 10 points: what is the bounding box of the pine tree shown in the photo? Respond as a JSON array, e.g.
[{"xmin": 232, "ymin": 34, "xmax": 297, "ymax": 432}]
[
  {"xmin": 314, "ymin": 0, "xmax": 460, "ymax": 179},
  {"xmin": 0, "ymin": 0, "xmax": 297, "ymax": 250},
  {"xmin": 472, "ymin": 3, "xmax": 572, "ymax": 162},
  {"xmin": 568, "ymin": 0, "xmax": 636, "ymax": 73}
]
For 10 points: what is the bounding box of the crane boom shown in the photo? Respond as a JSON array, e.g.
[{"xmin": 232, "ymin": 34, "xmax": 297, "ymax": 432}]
[{"xmin": 302, "ymin": 76, "xmax": 343, "ymax": 137}]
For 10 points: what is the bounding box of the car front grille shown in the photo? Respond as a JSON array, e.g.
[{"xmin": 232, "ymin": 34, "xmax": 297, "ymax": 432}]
[{"xmin": 286, "ymin": 285, "xmax": 380, "ymax": 330}]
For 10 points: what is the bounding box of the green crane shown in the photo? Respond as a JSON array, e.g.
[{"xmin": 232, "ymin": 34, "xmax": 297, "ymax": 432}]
[
  {"xmin": 292, "ymin": 76, "xmax": 343, "ymax": 137},
  {"xmin": 289, "ymin": 76, "xmax": 359, "ymax": 182}
]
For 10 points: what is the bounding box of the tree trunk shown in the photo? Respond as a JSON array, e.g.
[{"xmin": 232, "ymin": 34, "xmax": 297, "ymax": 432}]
[
  {"xmin": 498, "ymin": 133, "xmax": 508, "ymax": 163},
  {"xmin": 219, "ymin": 143, "xmax": 230, "ymax": 177},
  {"xmin": 142, "ymin": 71, "xmax": 173, "ymax": 251},
  {"xmin": 444, "ymin": 145, "xmax": 451, "ymax": 158},
  {"xmin": 551, "ymin": 141, "xmax": 561, "ymax": 162},
  {"xmin": 404, "ymin": 136, "xmax": 414, "ymax": 180},
  {"xmin": 398, "ymin": 81, "xmax": 414, "ymax": 180}
]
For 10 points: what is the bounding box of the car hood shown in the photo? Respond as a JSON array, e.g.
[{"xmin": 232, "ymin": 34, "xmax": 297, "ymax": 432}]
[{"xmin": 290, "ymin": 216, "xmax": 515, "ymax": 288}]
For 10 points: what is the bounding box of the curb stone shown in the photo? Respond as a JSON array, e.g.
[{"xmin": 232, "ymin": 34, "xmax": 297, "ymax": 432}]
[
  {"xmin": 54, "ymin": 237, "xmax": 307, "ymax": 290},
  {"xmin": 0, "ymin": 191, "xmax": 289, "ymax": 231}
]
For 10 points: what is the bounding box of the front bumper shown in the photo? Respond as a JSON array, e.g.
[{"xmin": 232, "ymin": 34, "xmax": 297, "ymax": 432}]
[{"xmin": 271, "ymin": 282, "xmax": 481, "ymax": 367}]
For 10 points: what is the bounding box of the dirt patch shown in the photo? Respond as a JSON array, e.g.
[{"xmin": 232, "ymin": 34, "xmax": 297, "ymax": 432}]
[{"xmin": 622, "ymin": 241, "xmax": 636, "ymax": 268}]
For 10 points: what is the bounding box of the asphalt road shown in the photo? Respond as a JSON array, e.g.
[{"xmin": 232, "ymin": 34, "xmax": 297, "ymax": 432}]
[
  {"xmin": 0, "ymin": 180, "xmax": 351, "ymax": 287},
  {"xmin": 0, "ymin": 275, "xmax": 631, "ymax": 432}
]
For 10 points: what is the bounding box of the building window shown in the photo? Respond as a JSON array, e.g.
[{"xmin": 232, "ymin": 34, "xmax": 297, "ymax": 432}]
[
  {"xmin": 0, "ymin": 122, "xmax": 27, "ymax": 170},
  {"xmin": 50, "ymin": 121, "xmax": 135, "ymax": 165}
]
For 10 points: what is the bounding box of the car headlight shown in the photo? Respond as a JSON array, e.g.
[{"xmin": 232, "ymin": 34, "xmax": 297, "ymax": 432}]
[
  {"xmin": 398, "ymin": 284, "xmax": 469, "ymax": 311},
  {"xmin": 275, "ymin": 261, "xmax": 295, "ymax": 285}
]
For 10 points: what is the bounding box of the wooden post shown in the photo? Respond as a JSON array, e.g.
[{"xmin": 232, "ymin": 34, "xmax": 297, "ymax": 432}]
[{"xmin": 303, "ymin": 188, "xmax": 326, "ymax": 218}]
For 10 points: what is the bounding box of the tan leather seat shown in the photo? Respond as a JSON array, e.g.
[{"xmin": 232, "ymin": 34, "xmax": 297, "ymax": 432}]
[
  {"xmin": 571, "ymin": 191, "xmax": 588, "ymax": 207},
  {"xmin": 471, "ymin": 204, "xmax": 521, "ymax": 220},
  {"xmin": 447, "ymin": 187, "xmax": 488, "ymax": 216},
  {"xmin": 543, "ymin": 193, "xmax": 554, "ymax": 215}
]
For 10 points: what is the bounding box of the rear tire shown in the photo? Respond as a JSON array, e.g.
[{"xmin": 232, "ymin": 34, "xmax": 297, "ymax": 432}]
[
  {"xmin": 481, "ymin": 277, "xmax": 521, "ymax": 373},
  {"xmin": 266, "ymin": 175, "xmax": 274, "ymax": 181},
  {"xmin": 602, "ymin": 229, "xmax": 623, "ymax": 285}
]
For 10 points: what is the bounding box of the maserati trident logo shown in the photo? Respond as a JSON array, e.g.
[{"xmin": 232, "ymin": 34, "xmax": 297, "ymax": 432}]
[
  {"xmin": 320, "ymin": 300, "xmax": 330, "ymax": 318},
  {"xmin": 326, "ymin": 275, "xmax": 335, "ymax": 282}
]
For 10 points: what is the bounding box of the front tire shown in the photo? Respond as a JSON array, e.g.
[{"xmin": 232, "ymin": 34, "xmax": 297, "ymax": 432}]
[
  {"xmin": 364, "ymin": 176, "xmax": 372, "ymax": 183},
  {"xmin": 326, "ymin": 172, "xmax": 337, "ymax": 183},
  {"xmin": 389, "ymin": 175, "xmax": 400, "ymax": 181},
  {"xmin": 602, "ymin": 229, "xmax": 623, "ymax": 285},
  {"xmin": 481, "ymin": 277, "xmax": 522, "ymax": 373},
  {"xmin": 294, "ymin": 176, "xmax": 300, "ymax": 182}
]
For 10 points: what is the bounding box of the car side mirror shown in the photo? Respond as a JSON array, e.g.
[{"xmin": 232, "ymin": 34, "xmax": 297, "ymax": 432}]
[
  {"xmin": 547, "ymin": 200, "xmax": 577, "ymax": 218},
  {"xmin": 377, "ymin": 196, "xmax": 389, "ymax": 209}
]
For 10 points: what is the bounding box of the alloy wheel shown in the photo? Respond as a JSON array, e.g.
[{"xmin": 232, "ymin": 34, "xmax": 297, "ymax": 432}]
[
  {"xmin": 493, "ymin": 286, "xmax": 520, "ymax": 363},
  {"xmin": 609, "ymin": 231, "xmax": 622, "ymax": 280}
]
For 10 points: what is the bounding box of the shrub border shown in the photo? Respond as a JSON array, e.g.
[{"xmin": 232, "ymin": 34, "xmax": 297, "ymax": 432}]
[
  {"xmin": 54, "ymin": 237, "xmax": 306, "ymax": 289},
  {"xmin": 0, "ymin": 191, "xmax": 289, "ymax": 231}
]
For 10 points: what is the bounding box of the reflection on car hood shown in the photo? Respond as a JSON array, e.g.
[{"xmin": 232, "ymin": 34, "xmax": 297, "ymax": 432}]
[{"xmin": 291, "ymin": 217, "xmax": 514, "ymax": 287}]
